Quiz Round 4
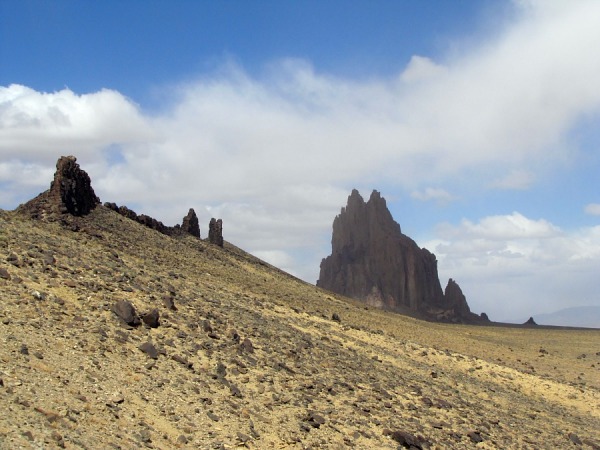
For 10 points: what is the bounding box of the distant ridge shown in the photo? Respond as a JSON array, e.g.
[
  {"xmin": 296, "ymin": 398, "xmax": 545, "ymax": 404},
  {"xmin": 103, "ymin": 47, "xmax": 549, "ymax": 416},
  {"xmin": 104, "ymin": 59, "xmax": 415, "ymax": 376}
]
[{"xmin": 533, "ymin": 306, "xmax": 600, "ymax": 329}]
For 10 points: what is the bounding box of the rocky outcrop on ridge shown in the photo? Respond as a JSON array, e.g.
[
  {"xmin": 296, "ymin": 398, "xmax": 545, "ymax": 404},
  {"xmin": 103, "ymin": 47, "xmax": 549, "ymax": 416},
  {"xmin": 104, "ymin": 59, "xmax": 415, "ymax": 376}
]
[
  {"xmin": 318, "ymin": 189, "xmax": 482, "ymax": 323},
  {"xmin": 209, "ymin": 218, "xmax": 224, "ymax": 247},
  {"xmin": 103, "ymin": 204, "xmax": 204, "ymax": 239},
  {"xmin": 17, "ymin": 155, "xmax": 100, "ymax": 218},
  {"xmin": 181, "ymin": 208, "xmax": 201, "ymax": 238}
]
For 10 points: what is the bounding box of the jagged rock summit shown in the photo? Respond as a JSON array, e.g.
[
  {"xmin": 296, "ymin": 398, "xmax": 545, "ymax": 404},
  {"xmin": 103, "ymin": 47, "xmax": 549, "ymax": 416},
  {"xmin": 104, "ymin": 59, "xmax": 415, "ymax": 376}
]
[
  {"xmin": 18, "ymin": 155, "xmax": 100, "ymax": 218},
  {"xmin": 318, "ymin": 189, "xmax": 483, "ymax": 323},
  {"xmin": 181, "ymin": 208, "xmax": 201, "ymax": 238},
  {"xmin": 19, "ymin": 155, "xmax": 209, "ymax": 241}
]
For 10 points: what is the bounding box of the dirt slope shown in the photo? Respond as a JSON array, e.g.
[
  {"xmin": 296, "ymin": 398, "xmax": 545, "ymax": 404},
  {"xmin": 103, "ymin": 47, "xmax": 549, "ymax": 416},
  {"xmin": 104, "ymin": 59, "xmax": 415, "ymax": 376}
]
[{"xmin": 1, "ymin": 207, "xmax": 599, "ymax": 449}]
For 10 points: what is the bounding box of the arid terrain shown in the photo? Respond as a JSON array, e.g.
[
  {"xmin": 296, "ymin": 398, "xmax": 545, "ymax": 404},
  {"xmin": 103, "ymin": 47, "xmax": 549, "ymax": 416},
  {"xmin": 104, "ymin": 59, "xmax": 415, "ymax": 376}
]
[{"xmin": 1, "ymin": 206, "xmax": 599, "ymax": 449}]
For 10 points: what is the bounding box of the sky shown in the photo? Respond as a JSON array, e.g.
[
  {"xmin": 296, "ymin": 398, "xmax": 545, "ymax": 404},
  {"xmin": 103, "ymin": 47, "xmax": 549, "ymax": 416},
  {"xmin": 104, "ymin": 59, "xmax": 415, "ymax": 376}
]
[{"xmin": 2, "ymin": 0, "xmax": 600, "ymax": 325}]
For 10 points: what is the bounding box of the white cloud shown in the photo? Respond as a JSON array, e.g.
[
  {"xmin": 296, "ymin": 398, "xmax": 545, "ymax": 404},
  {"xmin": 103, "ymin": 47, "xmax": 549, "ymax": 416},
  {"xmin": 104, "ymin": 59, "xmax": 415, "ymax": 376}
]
[
  {"xmin": 584, "ymin": 203, "xmax": 600, "ymax": 216},
  {"xmin": 427, "ymin": 214, "xmax": 600, "ymax": 321},
  {"xmin": 489, "ymin": 169, "xmax": 535, "ymax": 190},
  {"xmin": 410, "ymin": 187, "xmax": 456, "ymax": 204},
  {"xmin": 400, "ymin": 55, "xmax": 447, "ymax": 83}
]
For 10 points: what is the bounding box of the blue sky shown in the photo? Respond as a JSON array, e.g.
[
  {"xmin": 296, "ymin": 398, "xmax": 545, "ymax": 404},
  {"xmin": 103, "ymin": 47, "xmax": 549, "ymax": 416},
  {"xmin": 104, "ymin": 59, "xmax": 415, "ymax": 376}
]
[{"xmin": 2, "ymin": 1, "xmax": 600, "ymax": 325}]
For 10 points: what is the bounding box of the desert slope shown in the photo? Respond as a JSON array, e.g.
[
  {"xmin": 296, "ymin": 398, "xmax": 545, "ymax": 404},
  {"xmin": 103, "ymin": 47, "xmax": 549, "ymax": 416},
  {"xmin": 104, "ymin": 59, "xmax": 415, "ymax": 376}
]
[{"xmin": 1, "ymin": 206, "xmax": 599, "ymax": 449}]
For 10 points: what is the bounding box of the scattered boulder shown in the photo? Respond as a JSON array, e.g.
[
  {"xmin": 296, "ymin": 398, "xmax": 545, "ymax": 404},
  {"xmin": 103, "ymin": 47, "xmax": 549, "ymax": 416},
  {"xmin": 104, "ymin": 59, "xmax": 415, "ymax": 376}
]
[
  {"xmin": 161, "ymin": 295, "xmax": 177, "ymax": 311},
  {"xmin": 112, "ymin": 300, "xmax": 141, "ymax": 326},
  {"xmin": 240, "ymin": 338, "xmax": 255, "ymax": 354},
  {"xmin": 305, "ymin": 411, "xmax": 326, "ymax": 429},
  {"xmin": 138, "ymin": 342, "xmax": 159, "ymax": 359},
  {"xmin": 0, "ymin": 267, "xmax": 10, "ymax": 280},
  {"xmin": 209, "ymin": 218, "xmax": 224, "ymax": 247},
  {"xmin": 141, "ymin": 309, "xmax": 160, "ymax": 328},
  {"xmin": 181, "ymin": 208, "xmax": 200, "ymax": 238},
  {"xmin": 467, "ymin": 430, "xmax": 483, "ymax": 443},
  {"xmin": 389, "ymin": 429, "xmax": 423, "ymax": 449}
]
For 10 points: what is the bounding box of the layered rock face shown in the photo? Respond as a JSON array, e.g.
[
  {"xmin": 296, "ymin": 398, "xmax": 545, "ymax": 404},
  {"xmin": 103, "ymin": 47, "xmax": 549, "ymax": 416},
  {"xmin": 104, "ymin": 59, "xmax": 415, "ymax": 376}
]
[{"xmin": 318, "ymin": 189, "xmax": 479, "ymax": 322}]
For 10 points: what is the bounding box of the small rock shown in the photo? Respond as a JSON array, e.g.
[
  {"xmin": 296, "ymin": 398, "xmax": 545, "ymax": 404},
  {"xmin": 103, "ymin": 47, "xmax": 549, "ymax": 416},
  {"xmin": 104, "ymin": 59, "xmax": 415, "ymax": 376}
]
[
  {"xmin": 109, "ymin": 393, "xmax": 125, "ymax": 404},
  {"xmin": 207, "ymin": 411, "xmax": 220, "ymax": 422},
  {"xmin": 467, "ymin": 430, "xmax": 483, "ymax": 443},
  {"xmin": 390, "ymin": 430, "xmax": 422, "ymax": 449},
  {"xmin": 230, "ymin": 384, "xmax": 242, "ymax": 397},
  {"xmin": 22, "ymin": 430, "xmax": 34, "ymax": 441},
  {"xmin": 237, "ymin": 432, "xmax": 251, "ymax": 443},
  {"xmin": 240, "ymin": 338, "xmax": 254, "ymax": 353},
  {"xmin": 305, "ymin": 411, "xmax": 326, "ymax": 429},
  {"xmin": 112, "ymin": 300, "xmax": 140, "ymax": 326},
  {"xmin": 201, "ymin": 320, "xmax": 212, "ymax": 332},
  {"xmin": 141, "ymin": 309, "xmax": 160, "ymax": 328},
  {"xmin": 331, "ymin": 312, "xmax": 341, "ymax": 322},
  {"xmin": 0, "ymin": 267, "xmax": 10, "ymax": 280},
  {"xmin": 20, "ymin": 344, "xmax": 29, "ymax": 355},
  {"xmin": 161, "ymin": 295, "xmax": 177, "ymax": 310},
  {"xmin": 177, "ymin": 434, "xmax": 188, "ymax": 444},
  {"xmin": 139, "ymin": 342, "xmax": 159, "ymax": 359},
  {"xmin": 172, "ymin": 354, "xmax": 193, "ymax": 369},
  {"xmin": 568, "ymin": 433, "xmax": 582, "ymax": 445}
]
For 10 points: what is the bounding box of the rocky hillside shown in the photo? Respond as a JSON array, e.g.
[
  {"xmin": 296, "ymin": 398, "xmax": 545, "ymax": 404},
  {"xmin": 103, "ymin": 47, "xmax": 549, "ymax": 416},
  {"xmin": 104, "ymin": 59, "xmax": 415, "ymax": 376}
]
[
  {"xmin": 1, "ymin": 159, "xmax": 599, "ymax": 449},
  {"xmin": 318, "ymin": 190, "xmax": 483, "ymax": 323}
]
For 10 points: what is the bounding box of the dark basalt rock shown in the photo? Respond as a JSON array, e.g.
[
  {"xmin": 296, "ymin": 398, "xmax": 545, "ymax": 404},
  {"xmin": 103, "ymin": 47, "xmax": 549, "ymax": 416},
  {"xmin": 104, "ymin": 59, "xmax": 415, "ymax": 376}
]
[
  {"xmin": 18, "ymin": 156, "xmax": 100, "ymax": 218},
  {"xmin": 181, "ymin": 208, "xmax": 200, "ymax": 238},
  {"xmin": 141, "ymin": 309, "xmax": 160, "ymax": 328},
  {"xmin": 105, "ymin": 202, "xmax": 201, "ymax": 239},
  {"xmin": 524, "ymin": 316, "xmax": 538, "ymax": 326},
  {"xmin": 209, "ymin": 218, "xmax": 224, "ymax": 247},
  {"xmin": 318, "ymin": 189, "xmax": 481, "ymax": 323},
  {"xmin": 112, "ymin": 300, "xmax": 141, "ymax": 326}
]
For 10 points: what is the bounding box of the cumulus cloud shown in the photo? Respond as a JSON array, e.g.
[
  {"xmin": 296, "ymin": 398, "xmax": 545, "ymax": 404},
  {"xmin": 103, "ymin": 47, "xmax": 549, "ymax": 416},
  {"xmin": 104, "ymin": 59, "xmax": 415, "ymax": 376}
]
[
  {"xmin": 489, "ymin": 169, "xmax": 535, "ymax": 190},
  {"xmin": 584, "ymin": 203, "xmax": 600, "ymax": 216},
  {"xmin": 2, "ymin": 1, "xmax": 600, "ymax": 314},
  {"xmin": 410, "ymin": 187, "xmax": 456, "ymax": 204},
  {"xmin": 427, "ymin": 213, "xmax": 600, "ymax": 321}
]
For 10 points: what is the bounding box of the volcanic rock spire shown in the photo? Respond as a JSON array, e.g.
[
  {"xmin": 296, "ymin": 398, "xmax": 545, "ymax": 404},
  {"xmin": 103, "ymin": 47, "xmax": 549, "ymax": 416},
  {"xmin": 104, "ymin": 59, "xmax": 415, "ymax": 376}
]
[
  {"xmin": 18, "ymin": 155, "xmax": 100, "ymax": 218},
  {"xmin": 318, "ymin": 189, "xmax": 478, "ymax": 322}
]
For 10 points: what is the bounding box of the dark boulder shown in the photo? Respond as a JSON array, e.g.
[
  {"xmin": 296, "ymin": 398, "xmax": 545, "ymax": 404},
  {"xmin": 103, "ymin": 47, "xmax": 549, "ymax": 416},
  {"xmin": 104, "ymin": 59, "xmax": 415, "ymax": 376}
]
[
  {"xmin": 112, "ymin": 300, "xmax": 141, "ymax": 326},
  {"xmin": 141, "ymin": 309, "xmax": 160, "ymax": 328}
]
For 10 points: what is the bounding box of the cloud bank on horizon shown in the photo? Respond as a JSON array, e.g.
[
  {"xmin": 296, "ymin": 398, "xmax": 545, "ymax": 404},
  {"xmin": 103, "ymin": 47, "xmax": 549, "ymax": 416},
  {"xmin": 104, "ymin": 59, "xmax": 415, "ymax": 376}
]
[{"xmin": 1, "ymin": 1, "xmax": 600, "ymax": 323}]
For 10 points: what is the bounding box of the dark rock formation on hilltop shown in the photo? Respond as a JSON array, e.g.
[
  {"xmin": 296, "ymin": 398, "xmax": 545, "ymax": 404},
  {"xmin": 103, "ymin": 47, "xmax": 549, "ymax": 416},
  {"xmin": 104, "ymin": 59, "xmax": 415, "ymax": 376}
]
[
  {"xmin": 209, "ymin": 218, "xmax": 224, "ymax": 247},
  {"xmin": 18, "ymin": 156, "xmax": 100, "ymax": 218},
  {"xmin": 181, "ymin": 208, "xmax": 200, "ymax": 238},
  {"xmin": 15, "ymin": 155, "xmax": 203, "ymax": 242},
  {"xmin": 317, "ymin": 189, "xmax": 481, "ymax": 323},
  {"xmin": 104, "ymin": 202, "xmax": 203, "ymax": 239}
]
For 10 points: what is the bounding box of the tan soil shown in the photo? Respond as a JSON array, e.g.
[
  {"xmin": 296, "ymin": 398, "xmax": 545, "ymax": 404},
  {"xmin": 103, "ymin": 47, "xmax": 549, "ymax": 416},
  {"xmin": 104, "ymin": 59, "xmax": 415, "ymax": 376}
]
[{"xmin": 0, "ymin": 206, "xmax": 598, "ymax": 449}]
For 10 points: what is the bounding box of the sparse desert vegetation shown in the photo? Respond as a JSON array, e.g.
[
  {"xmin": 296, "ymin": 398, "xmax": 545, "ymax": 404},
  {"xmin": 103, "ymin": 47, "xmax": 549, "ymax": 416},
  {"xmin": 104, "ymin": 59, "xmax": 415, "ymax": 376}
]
[{"xmin": 1, "ymin": 206, "xmax": 599, "ymax": 449}]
